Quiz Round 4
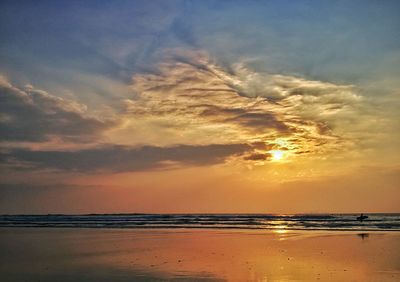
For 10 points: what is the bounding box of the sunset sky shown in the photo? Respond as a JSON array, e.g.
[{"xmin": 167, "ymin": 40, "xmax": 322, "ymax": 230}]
[{"xmin": 0, "ymin": 0, "xmax": 399, "ymax": 214}]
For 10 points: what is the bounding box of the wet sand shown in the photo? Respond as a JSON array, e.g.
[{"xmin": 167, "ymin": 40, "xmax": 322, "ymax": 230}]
[{"xmin": 0, "ymin": 228, "xmax": 399, "ymax": 281}]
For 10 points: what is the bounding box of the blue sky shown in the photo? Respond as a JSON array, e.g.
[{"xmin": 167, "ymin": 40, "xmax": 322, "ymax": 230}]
[{"xmin": 1, "ymin": 0, "xmax": 399, "ymax": 91}]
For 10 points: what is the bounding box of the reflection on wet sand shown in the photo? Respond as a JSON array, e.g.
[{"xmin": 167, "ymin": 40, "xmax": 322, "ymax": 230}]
[
  {"xmin": 0, "ymin": 228, "xmax": 399, "ymax": 281},
  {"xmin": 357, "ymin": 233, "xmax": 369, "ymax": 240}
]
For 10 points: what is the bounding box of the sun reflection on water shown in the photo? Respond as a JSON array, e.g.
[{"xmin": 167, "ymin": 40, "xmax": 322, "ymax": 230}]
[{"xmin": 273, "ymin": 227, "xmax": 288, "ymax": 234}]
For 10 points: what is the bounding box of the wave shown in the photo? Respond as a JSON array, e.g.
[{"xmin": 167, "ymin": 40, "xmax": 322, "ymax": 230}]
[{"xmin": 0, "ymin": 214, "xmax": 399, "ymax": 231}]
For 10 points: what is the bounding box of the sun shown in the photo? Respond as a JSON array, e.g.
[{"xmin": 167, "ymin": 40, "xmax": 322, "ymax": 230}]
[{"xmin": 270, "ymin": 150, "xmax": 284, "ymax": 161}]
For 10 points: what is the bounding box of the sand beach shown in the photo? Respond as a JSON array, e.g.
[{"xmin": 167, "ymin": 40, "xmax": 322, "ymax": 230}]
[{"xmin": 1, "ymin": 228, "xmax": 399, "ymax": 282}]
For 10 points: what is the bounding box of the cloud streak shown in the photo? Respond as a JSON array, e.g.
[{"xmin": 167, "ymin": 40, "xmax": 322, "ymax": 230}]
[{"xmin": 1, "ymin": 143, "xmax": 252, "ymax": 173}]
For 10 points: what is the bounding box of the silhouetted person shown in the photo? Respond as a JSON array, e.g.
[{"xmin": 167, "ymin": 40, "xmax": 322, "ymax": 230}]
[{"xmin": 357, "ymin": 213, "xmax": 368, "ymax": 222}]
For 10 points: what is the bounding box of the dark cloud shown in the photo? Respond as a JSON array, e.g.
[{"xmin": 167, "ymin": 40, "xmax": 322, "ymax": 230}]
[
  {"xmin": 0, "ymin": 79, "xmax": 115, "ymax": 142},
  {"xmin": 244, "ymin": 153, "xmax": 271, "ymax": 161},
  {"xmin": 1, "ymin": 143, "xmax": 252, "ymax": 173},
  {"xmin": 199, "ymin": 105, "xmax": 289, "ymax": 132},
  {"xmin": 198, "ymin": 105, "xmax": 246, "ymax": 117},
  {"xmin": 250, "ymin": 142, "xmax": 274, "ymax": 150},
  {"xmin": 225, "ymin": 112, "xmax": 289, "ymax": 132}
]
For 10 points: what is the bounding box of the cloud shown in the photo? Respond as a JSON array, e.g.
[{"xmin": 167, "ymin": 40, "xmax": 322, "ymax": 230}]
[
  {"xmin": 0, "ymin": 50, "xmax": 367, "ymax": 170},
  {"xmin": 1, "ymin": 143, "xmax": 252, "ymax": 173},
  {"xmin": 243, "ymin": 152, "xmax": 271, "ymax": 161},
  {"xmin": 0, "ymin": 77, "xmax": 116, "ymax": 142},
  {"xmin": 119, "ymin": 50, "xmax": 361, "ymax": 159},
  {"xmin": 0, "ymin": 49, "xmax": 366, "ymax": 173},
  {"xmin": 198, "ymin": 105, "xmax": 289, "ymax": 132}
]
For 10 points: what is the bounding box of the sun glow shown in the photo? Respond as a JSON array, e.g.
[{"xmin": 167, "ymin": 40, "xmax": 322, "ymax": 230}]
[{"xmin": 270, "ymin": 150, "xmax": 284, "ymax": 161}]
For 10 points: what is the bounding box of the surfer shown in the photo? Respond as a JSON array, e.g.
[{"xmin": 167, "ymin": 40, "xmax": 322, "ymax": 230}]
[{"xmin": 357, "ymin": 213, "xmax": 368, "ymax": 222}]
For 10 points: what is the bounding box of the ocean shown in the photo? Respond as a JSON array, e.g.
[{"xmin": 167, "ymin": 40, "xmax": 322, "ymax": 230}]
[{"xmin": 0, "ymin": 213, "xmax": 399, "ymax": 231}]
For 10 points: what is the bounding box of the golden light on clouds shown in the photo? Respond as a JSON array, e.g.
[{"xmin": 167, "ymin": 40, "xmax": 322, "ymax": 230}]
[
  {"xmin": 113, "ymin": 49, "xmax": 363, "ymax": 168},
  {"xmin": 0, "ymin": 49, "xmax": 370, "ymax": 178}
]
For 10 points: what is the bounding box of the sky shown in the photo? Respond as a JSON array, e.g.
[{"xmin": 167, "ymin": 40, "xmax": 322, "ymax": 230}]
[{"xmin": 0, "ymin": 0, "xmax": 399, "ymax": 214}]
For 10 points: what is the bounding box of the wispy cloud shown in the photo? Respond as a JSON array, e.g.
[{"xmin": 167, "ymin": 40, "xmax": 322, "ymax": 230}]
[{"xmin": 120, "ymin": 50, "xmax": 361, "ymax": 161}]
